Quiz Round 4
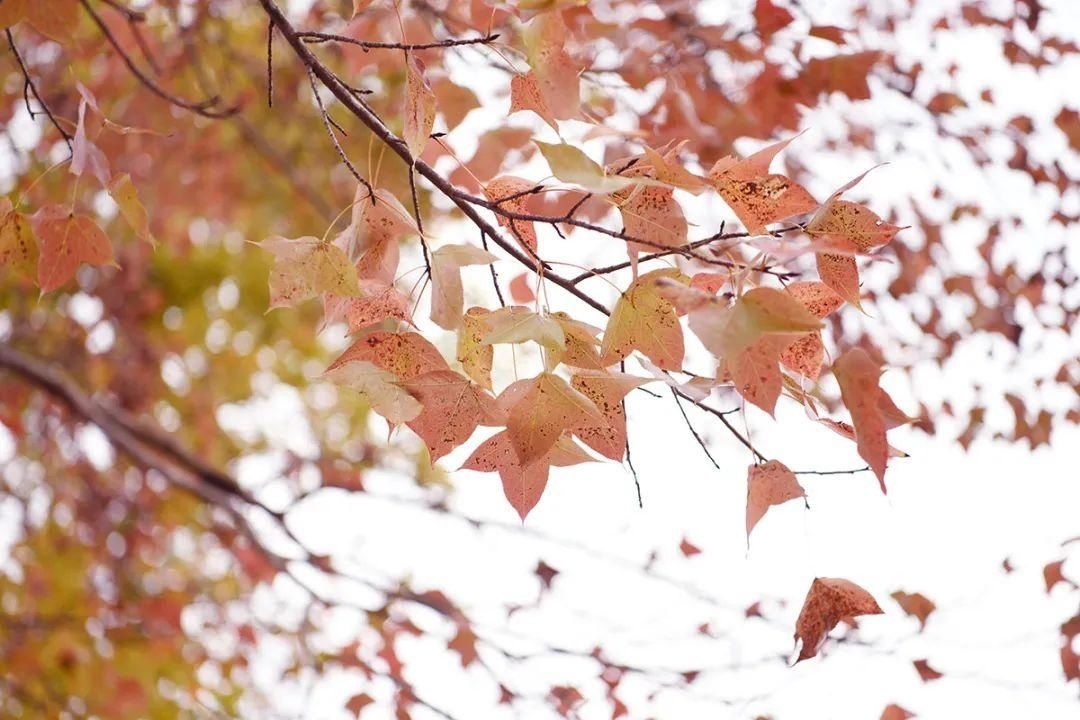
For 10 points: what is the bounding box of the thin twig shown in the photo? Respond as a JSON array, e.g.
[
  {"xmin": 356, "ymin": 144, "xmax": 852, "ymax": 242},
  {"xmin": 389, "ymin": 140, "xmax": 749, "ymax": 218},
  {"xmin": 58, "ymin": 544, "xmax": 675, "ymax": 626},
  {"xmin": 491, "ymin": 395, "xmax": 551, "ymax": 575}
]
[
  {"xmin": 80, "ymin": 0, "xmax": 237, "ymax": 118},
  {"xmin": 5, "ymin": 30, "xmax": 73, "ymax": 150},
  {"xmin": 297, "ymin": 31, "xmax": 500, "ymax": 51}
]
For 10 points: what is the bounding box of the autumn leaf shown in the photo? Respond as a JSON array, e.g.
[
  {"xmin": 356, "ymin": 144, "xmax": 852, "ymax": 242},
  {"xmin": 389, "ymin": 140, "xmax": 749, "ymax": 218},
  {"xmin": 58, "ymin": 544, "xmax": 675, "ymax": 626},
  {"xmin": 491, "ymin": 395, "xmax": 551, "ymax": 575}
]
[
  {"xmin": 570, "ymin": 370, "xmax": 649, "ymax": 459},
  {"xmin": 726, "ymin": 333, "xmax": 805, "ymax": 414},
  {"xmin": 342, "ymin": 186, "xmax": 415, "ymax": 285},
  {"xmin": 483, "ymin": 176, "xmax": 539, "ymax": 254},
  {"xmin": 690, "ymin": 286, "xmax": 822, "ymax": 361},
  {"xmin": 551, "ymin": 312, "xmax": 605, "ymax": 370},
  {"xmin": 327, "ymin": 331, "xmax": 449, "ymax": 380},
  {"xmin": 794, "ymin": 577, "xmax": 883, "ymax": 662},
  {"xmin": 617, "ymin": 184, "xmax": 688, "ymax": 277},
  {"xmin": 509, "ymin": 272, "xmax": 535, "ymax": 304},
  {"xmin": 462, "ymin": 430, "xmax": 591, "ymax": 520},
  {"xmin": 32, "ymin": 205, "xmax": 113, "ymax": 293},
  {"xmin": 480, "ymin": 305, "xmax": 566, "ymax": 361},
  {"xmin": 707, "ymin": 136, "xmax": 817, "ymax": 234},
  {"xmin": 912, "ymin": 658, "xmax": 943, "ymax": 682},
  {"xmin": 324, "ymin": 360, "xmax": 422, "ymax": 425},
  {"xmin": 71, "ymin": 97, "xmax": 111, "ymax": 188},
  {"xmin": 340, "ymin": 281, "xmax": 413, "ymax": 332},
  {"xmin": 807, "ymin": 171, "xmax": 904, "ymax": 307},
  {"xmin": 754, "ymin": 0, "xmax": 794, "ymax": 37},
  {"xmin": 521, "ymin": 10, "xmax": 581, "ymax": 122},
  {"xmin": 404, "ymin": 54, "xmax": 437, "ymax": 158},
  {"xmin": 404, "ymin": 370, "xmax": 496, "ymax": 460},
  {"xmin": 536, "ymin": 141, "xmax": 635, "ymax": 194},
  {"xmin": 506, "ymin": 373, "xmax": 604, "ymax": 465},
  {"xmin": 779, "ymin": 281, "xmax": 843, "ymax": 380},
  {"xmin": 107, "ymin": 174, "xmax": 154, "ymax": 244},
  {"xmin": 890, "ymin": 591, "xmax": 936, "ymax": 629},
  {"xmin": 833, "ymin": 348, "xmax": 909, "ymax": 492},
  {"xmin": 880, "ymin": 704, "xmax": 915, "ymax": 720},
  {"xmin": 510, "ymin": 72, "xmax": 559, "ymax": 130},
  {"xmin": 602, "ymin": 268, "xmax": 686, "ymax": 370},
  {"xmin": 457, "ymin": 307, "xmax": 494, "ymax": 389},
  {"xmin": 429, "ymin": 244, "xmax": 498, "ymax": 329},
  {"xmin": 0, "ymin": 199, "xmax": 37, "ymax": 276},
  {"xmin": 261, "ymin": 236, "xmax": 360, "ymax": 308},
  {"xmin": 746, "ymin": 460, "xmax": 805, "ymax": 541}
]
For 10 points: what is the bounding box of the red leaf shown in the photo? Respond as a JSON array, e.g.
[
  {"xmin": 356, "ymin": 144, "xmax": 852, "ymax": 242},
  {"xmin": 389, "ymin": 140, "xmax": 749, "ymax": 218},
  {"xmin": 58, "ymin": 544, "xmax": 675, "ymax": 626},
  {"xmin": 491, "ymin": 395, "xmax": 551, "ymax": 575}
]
[{"xmin": 794, "ymin": 577, "xmax": 883, "ymax": 662}]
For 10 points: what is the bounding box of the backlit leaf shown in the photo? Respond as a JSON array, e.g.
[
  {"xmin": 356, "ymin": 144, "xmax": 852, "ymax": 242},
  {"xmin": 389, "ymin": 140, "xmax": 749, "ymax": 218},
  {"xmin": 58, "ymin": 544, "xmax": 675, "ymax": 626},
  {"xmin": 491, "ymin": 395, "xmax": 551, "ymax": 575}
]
[{"xmin": 32, "ymin": 205, "xmax": 112, "ymax": 293}]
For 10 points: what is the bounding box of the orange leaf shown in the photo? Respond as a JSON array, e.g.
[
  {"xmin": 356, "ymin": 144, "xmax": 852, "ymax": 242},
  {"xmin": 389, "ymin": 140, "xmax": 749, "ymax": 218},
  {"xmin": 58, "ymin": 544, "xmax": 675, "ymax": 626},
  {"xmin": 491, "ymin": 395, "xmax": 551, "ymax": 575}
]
[
  {"xmin": 708, "ymin": 136, "xmax": 817, "ymax": 234},
  {"xmin": 833, "ymin": 348, "xmax": 908, "ymax": 492},
  {"xmin": 794, "ymin": 577, "xmax": 883, "ymax": 662},
  {"xmin": 746, "ymin": 460, "xmax": 805, "ymax": 541},
  {"xmin": 506, "ymin": 373, "xmax": 604, "ymax": 465},
  {"xmin": 32, "ymin": 205, "xmax": 112, "ymax": 293},
  {"xmin": 404, "ymin": 370, "xmax": 497, "ymax": 460},
  {"xmin": 484, "ymin": 176, "xmax": 539, "ymax": 254},
  {"xmin": 601, "ymin": 268, "xmax": 686, "ymax": 370},
  {"xmin": 327, "ymin": 331, "xmax": 449, "ymax": 380},
  {"xmin": 570, "ymin": 370, "xmax": 649, "ymax": 460}
]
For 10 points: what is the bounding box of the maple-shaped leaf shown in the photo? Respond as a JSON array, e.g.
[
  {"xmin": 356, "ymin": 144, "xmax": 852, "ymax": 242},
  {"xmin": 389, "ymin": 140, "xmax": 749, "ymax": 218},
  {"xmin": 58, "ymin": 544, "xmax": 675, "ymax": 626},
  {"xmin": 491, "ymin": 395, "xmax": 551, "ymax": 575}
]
[
  {"xmin": 327, "ymin": 331, "xmax": 449, "ymax": 380},
  {"xmin": 708, "ymin": 136, "xmax": 817, "ymax": 234},
  {"xmin": 404, "ymin": 54, "xmax": 437, "ymax": 157},
  {"xmin": 324, "ymin": 360, "xmax": 422, "ymax": 425},
  {"xmin": 602, "ymin": 268, "xmax": 686, "ymax": 370},
  {"xmin": 890, "ymin": 590, "xmax": 936, "ymax": 629},
  {"xmin": 462, "ymin": 430, "xmax": 591, "ymax": 520},
  {"xmin": 794, "ymin": 577, "xmax": 883, "ymax": 662},
  {"xmin": 457, "ymin": 307, "xmax": 494, "ymax": 390},
  {"xmin": 483, "ymin": 176, "xmax": 539, "ymax": 254},
  {"xmin": 32, "ymin": 205, "xmax": 112, "ymax": 293},
  {"xmin": 746, "ymin": 460, "xmax": 805, "ymax": 541},
  {"xmin": 0, "ymin": 0, "xmax": 78, "ymax": 43},
  {"xmin": 570, "ymin": 370, "xmax": 649, "ymax": 460},
  {"xmin": 480, "ymin": 306, "xmax": 566, "ymax": 362},
  {"xmin": 404, "ymin": 370, "xmax": 496, "ymax": 461},
  {"xmin": 779, "ymin": 281, "xmax": 843, "ymax": 380},
  {"xmin": 261, "ymin": 235, "xmax": 360, "ymax": 308},
  {"xmin": 536, "ymin": 141, "xmax": 635, "ymax": 194},
  {"xmin": 833, "ymin": 348, "xmax": 910, "ymax": 492},
  {"xmin": 429, "ymin": 244, "xmax": 498, "ymax": 330},
  {"xmin": 506, "ymin": 373, "xmax": 604, "ymax": 465},
  {"xmin": 107, "ymin": 174, "xmax": 154, "ymax": 244},
  {"xmin": 0, "ymin": 199, "xmax": 37, "ymax": 276}
]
